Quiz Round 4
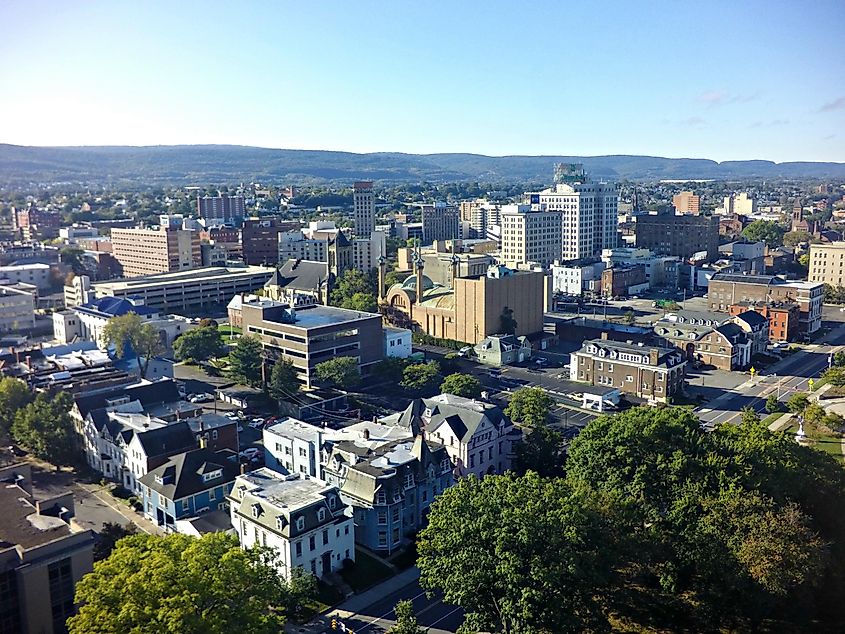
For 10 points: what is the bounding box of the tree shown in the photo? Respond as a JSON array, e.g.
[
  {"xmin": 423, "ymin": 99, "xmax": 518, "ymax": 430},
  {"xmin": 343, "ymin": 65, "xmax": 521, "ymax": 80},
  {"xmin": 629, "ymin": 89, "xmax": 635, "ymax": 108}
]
[
  {"xmin": 227, "ymin": 335, "xmax": 264, "ymax": 387},
  {"xmin": 515, "ymin": 423, "xmax": 565, "ymax": 478},
  {"xmin": 60, "ymin": 246, "xmax": 86, "ymax": 273},
  {"xmin": 68, "ymin": 532, "xmax": 301, "ymax": 634},
  {"xmin": 269, "ymin": 359, "xmax": 299, "ymax": 403},
  {"xmin": 741, "ymin": 220, "xmax": 785, "ymax": 248},
  {"xmin": 823, "ymin": 366, "xmax": 845, "ymax": 387},
  {"xmin": 384, "ymin": 269, "xmax": 406, "ymax": 288},
  {"xmin": 11, "ymin": 392, "xmax": 77, "ymax": 466},
  {"xmin": 417, "ymin": 473, "xmax": 615, "ymax": 633},
  {"xmin": 0, "ymin": 376, "xmax": 32, "ymax": 436},
  {"xmin": 400, "ymin": 361, "xmax": 441, "ymax": 392},
  {"xmin": 315, "ymin": 356, "xmax": 361, "ymax": 390},
  {"xmin": 388, "ymin": 600, "xmax": 428, "ymax": 634},
  {"xmin": 505, "ymin": 387, "xmax": 553, "ymax": 428},
  {"xmin": 802, "ymin": 403, "xmax": 827, "ymax": 426},
  {"xmin": 374, "ymin": 357, "xmax": 408, "ymax": 383},
  {"xmin": 765, "ymin": 394, "xmax": 782, "ymax": 414},
  {"xmin": 786, "ymin": 392, "xmax": 809, "ymax": 413},
  {"xmin": 741, "ymin": 406, "xmax": 760, "ymax": 425},
  {"xmin": 783, "ymin": 231, "xmax": 814, "ymax": 248},
  {"xmin": 102, "ymin": 312, "xmax": 165, "ymax": 379},
  {"xmin": 499, "ymin": 306, "xmax": 517, "ymax": 334},
  {"xmin": 341, "ymin": 292, "xmax": 378, "ymax": 313},
  {"xmin": 93, "ymin": 522, "xmax": 137, "ymax": 561},
  {"xmin": 440, "ymin": 373, "xmax": 482, "ymax": 399},
  {"xmin": 331, "ymin": 269, "xmax": 375, "ymax": 306},
  {"xmin": 173, "ymin": 326, "xmax": 224, "ymax": 363},
  {"xmin": 834, "ymin": 351, "xmax": 845, "ymax": 367}
]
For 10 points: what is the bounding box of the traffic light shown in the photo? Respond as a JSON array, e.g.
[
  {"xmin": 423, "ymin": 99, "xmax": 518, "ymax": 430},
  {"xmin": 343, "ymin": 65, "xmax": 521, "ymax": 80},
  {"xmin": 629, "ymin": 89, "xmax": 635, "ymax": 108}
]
[{"xmin": 331, "ymin": 618, "xmax": 337, "ymax": 630}]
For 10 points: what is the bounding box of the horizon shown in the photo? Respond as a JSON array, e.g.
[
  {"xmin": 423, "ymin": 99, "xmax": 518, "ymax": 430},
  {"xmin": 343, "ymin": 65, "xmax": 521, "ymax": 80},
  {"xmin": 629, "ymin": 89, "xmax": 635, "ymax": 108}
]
[{"xmin": 1, "ymin": 1, "xmax": 843, "ymax": 163}]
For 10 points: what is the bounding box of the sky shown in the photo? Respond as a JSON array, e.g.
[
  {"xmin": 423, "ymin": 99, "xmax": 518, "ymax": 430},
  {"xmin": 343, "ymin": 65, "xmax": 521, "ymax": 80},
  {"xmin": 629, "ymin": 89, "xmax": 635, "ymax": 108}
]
[{"xmin": 1, "ymin": 0, "xmax": 843, "ymax": 162}]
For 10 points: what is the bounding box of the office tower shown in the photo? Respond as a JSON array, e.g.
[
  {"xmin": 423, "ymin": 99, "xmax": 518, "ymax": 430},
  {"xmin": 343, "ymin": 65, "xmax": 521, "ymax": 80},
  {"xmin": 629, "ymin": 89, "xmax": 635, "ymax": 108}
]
[
  {"xmin": 111, "ymin": 227, "xmax": 201, "ymax": 277},
  {"xmin": 500, "ymin": 204, "xmax": 563, "ymax": 268},
  {"xmin": 421, "ymin": 203, "xmax": 460, "ymax": 244},
  {"xmin": 353, "ymin": 181, "xmax": 375, "ymax": 238},
  {"xmin": 634, "ymin": 210, "xmax": 719, "ymax": 261}
]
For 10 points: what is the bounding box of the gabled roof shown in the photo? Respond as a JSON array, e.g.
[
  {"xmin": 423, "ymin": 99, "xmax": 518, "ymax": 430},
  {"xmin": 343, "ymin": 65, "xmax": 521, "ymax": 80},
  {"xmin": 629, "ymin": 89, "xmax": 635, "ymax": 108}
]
[
  {"xmin": 268, "ymin": 259, "xmax": 330, "ymax": 292},
  {"xmin": 74, "ymin": 379, "xmax": 181, "ymax": 418},
  {"xmin": 139, "ymin": 448, "xmax": 238, "ymax": 501},
  {"xmin": 733, "ymin": 310, "xmax": 768, "ymax": 327}
]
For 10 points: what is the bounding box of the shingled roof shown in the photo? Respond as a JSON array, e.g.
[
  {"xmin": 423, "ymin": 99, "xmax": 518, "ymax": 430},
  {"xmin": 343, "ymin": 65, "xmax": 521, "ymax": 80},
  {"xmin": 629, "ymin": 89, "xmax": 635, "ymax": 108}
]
[{"xmin": 139, "ymin": 448, "xmax": 238, "ymax": 501}]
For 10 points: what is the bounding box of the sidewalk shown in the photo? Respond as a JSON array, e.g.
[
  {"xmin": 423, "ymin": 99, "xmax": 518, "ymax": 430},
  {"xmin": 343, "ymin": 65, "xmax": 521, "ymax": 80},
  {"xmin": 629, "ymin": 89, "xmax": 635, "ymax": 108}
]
[
  {"xmin": 76, "ymin": 481, "xmax": 164, "ymax": 535},
  {"xmin": 285, "ymin": 567, "xmax": 421, "ymax": 634},
  {"xmin": 767, "ymin": 412, "xmax": 793, "ymax": 432}
]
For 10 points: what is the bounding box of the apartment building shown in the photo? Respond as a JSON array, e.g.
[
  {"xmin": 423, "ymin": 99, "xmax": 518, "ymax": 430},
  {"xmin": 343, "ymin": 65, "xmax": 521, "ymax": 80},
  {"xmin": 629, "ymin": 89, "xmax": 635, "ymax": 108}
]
[
  {"xmin": 525, "ymin": 172, "xmax": 619, "ymax": 260},
  {"xmin": 672, "ymin": 191, "xmax": 700, "ymax": 214},
  {"xmin": 551, "ymin": 261, "xmax": 605, "ymax": 296},
  {"xmin": 353, "ymin": 181, "xmax": 376, "ymax": 238},
  {"xmin": 241, "ymin": 218, "xmax": 301, "ymax": 266},
  {"xmin": 12, "ymin": 204, "xmax": 62, "ymax": 240},
  {"xmin": 229, "ymin": 469, "xmax": 355, "ymax": 580},
  {"xmin": 634, "ymin": 210, "xmax": 719, "ymax": 261},
  {"xmin": 601, "ymin": 265, "xmax": 648, "ymax": 298},
  {"xmin": 0, "ymin": 462, "xmax": 94, "ymax": 634},
  {"xmin": 197, "ymin": 193, "xmax": 245, "ymax": 225},
  {"xmin": 808, "ymin": 242, "xmax": 845, "ymax": 287},
  {"xmin": 728, "ymin": 301, "xmax": 800, "ymax": 343},
  {"xmin": 570, "ymin": 336, "xmax": 687, "ymax": 403},
  {"xmin": 238, "ymin": 299, "xmax": 385, "ymax": 387},
  {"xmin": 500, "ymin": 204, "xmax": 563, "ymax": 268},
  {"xmin": 718, "ymin": 192, "xmax": 756, "ymax": 216},
  {"xmin": 93, "ymin": 266, "xmax": 274, "ymax": 312},
  {"xmin": 0, "ymin": 263, "xmax": 51, "ymax": 290},
  {"xmin": 0, "ymin": 285, "xmax": 35, "ymax": 332},
  {"xmin": 421, "ymin": 203, "xmax": 460, "ymax": 244},
  {"xmin": 111, "ymin": 227, "xmax": 201, "ymax": 277},
  {"xmin": 205, "ymin": 226, "xmax": 243, "ymax": 260},
  {"xmin": 707, "ymin": 273, "xmax": 823, "ymax": 335}
]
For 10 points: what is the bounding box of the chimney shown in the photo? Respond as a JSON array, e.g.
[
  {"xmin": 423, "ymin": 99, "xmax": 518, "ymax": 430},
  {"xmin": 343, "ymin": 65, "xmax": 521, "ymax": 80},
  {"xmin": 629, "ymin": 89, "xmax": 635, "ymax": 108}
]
[
  {"xmin": 363, "ymin": 428, "xmax": 370, "ymax": 440},
  {"xmin": 600, "ymin": 332, "xmax": 609, "ymax": 340},
  {"xmin": 240, "ymin": 463, "xmax": 246, "ymax": 475},
  {"xmin": 25, "ymin": 355, "xmax": 31, "ymax": 369},
  {"xmin": 649, "ymin": 349, "xmax": 659, "ymax": 365}
]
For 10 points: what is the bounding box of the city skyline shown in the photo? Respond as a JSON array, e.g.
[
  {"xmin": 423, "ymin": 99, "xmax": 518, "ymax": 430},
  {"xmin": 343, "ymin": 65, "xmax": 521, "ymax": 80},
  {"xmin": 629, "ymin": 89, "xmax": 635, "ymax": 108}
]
[{"xmin": 1, "ymin": 0, "xmax": 843, "ymax": 163}]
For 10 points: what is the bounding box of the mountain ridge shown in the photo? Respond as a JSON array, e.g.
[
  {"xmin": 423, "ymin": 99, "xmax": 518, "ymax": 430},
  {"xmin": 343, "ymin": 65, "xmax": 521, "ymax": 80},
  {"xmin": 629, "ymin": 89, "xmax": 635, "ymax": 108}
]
[{"xmin": 1, "ymin": 143, "xmax": 843, "ymax": 186}]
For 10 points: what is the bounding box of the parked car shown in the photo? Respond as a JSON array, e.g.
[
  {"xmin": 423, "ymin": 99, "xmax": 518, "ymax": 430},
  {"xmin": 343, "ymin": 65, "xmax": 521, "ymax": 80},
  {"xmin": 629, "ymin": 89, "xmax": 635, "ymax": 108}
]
[
  {"xmin": 239, "ymin": 447, "xmax": 261, "ymax": 460},
  {"xmin": 189, "ymin": 393, "xmax": 213, "ymax": 403}
]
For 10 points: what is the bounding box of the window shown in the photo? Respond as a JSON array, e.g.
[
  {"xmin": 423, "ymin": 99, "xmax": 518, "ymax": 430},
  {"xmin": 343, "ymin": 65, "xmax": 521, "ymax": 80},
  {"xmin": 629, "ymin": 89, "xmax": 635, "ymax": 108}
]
[
  {"xmin": 309, "ymin": 535, "xmax": 316, "ymax": 551},
  {"xmin": 378, "ymin": 511, "xmax": 387, "ymax": 525},
  {"xmin": 376, "ymin": 491, "xmax": 386, "ymax": 505},
  {"xmin": 378, "ymin": 531, "xmax": 387, "ymax": 547},
  {"xmin": 299, "ymin": 447, "xmax": 307, "ymax": 457},
  {"xmin": 328, "ymin": 496, "xmax": 336, "ymax": 509},
  {"xmin": 344, "ymin": 525, "xmax": 349, "ymax": 535},
  {"xmin": 317, "ymin": 508, "xmax": 326, "ymax": 522},
  {"xmin": 403, "ymin": 473, "xmax": 414, "ymax": 489},
  {"xmin": 48, "ymin": 558, "xmax": 75, "ymax": 632},
  {"xmin": 322, "ymin": 529, "xmax": 329, "ymax": 545},
  {"xmin": 276, "ymin": 516, "xmax": 285, "ymax": 531},
  {"xmin": 391, "ymin": 507, "xmax": 400, "ymax": 523},
  {"xmin": 295, "ymin": 541, "xmax": 302, "ymax": 557},
  {"xmin": 209, "ymin": 488, "xmax": 216, "ymax": 501},
  {"xmin": 296, "ymin": 516, "xmax": 305, "ymax": 531}
]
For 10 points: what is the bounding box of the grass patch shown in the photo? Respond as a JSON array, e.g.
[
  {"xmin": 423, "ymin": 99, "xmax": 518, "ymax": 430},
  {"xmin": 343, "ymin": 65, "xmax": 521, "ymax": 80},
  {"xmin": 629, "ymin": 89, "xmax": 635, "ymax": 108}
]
[
  {"xmin": 297, "ymin": 580, "xmax": 343, "ymax": 622},
  {"xmin": 762, "ymin": 411, "xmax": 785, "ymax": 426},
  {"xmin": 810, "ymin": 376, "xmax": 829, "ymax": 392},
  {"xmin": 784, "ymin": 421, "xmax": 843, "ymax": 460},
  {"xmin": 339, "ymin": 549, "xmax": 394, "ymax": 592}
]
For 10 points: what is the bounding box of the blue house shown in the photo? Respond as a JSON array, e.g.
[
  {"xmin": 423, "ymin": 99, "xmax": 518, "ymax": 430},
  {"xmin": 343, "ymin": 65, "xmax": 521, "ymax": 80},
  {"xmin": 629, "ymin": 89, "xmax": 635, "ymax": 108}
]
[{"xmin": 139, "ymin": 448, "xmax": 239, "ymax": 532}]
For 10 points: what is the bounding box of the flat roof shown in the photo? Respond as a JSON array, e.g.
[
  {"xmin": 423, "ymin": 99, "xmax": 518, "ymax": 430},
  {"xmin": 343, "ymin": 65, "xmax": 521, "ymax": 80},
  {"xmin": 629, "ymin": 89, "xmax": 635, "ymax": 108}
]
[
  {"xmin": 94, "ymin": 266, "xmax": 273, "ymax": 292},
  {"xmin": 0, "ymin": 484, "xmax": 71, "ymax": 550},
  {"xmin": 238, "ymin": 469, "xmax": 331, "ymax": 510}
]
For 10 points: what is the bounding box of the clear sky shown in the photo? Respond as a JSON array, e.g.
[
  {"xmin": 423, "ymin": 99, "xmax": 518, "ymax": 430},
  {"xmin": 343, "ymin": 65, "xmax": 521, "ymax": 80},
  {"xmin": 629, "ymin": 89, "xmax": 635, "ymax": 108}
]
[{"xmin": 1, "ymin": 0, "xmax": 843, "ymax": 162}]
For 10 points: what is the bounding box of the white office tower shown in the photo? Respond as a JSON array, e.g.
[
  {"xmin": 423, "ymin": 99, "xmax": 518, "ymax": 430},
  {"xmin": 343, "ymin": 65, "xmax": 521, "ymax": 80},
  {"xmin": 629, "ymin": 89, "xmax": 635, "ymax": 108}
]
[
  {"xmin": 353, "ymin": 181, "xmax": 376, "ymax": 238},
  {"xmin": 500, "ymin": 204, "xmax": 563, "ymax": 268},
  {"xmin": 526, "ymin": 166, "xmax": 618, "ymax": 261}
]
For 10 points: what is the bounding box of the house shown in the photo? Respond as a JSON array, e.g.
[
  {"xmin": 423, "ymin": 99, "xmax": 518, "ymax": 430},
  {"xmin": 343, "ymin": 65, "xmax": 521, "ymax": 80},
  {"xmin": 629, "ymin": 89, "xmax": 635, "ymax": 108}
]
[
  {"xmin": 139, "ymin": 448, "xmax": 239, "ymax": 532},
  {"xmin": 653, "ymin": 320, "xmax": 751, "ymax": 370},
  {"xmin": 383, "ymin": 394, "xmax": 518, "ymax": 478},
  {"xmin": 473, "ymin": 334, "xmax": 531, "ymax": 366},
  {"xmin": 229, "ymin": 469, "xmax": 355, "ymax": 580},
  {"xmin": 323, "ymin": 435, "xmax": 453, "ymax": 555},
  {"xmin": 732, "ymin": 310, "xmax": 769, "ymax": 357},
  {"xmin": 728, "ymin": 301, "xmax": 799, "ymax": 343},
  {"xmin": 263, "ymin": 259, "xmax": 332, "ymax": 307},
  {"xmin": 570, "ymin": 336, "xmax": 687, "ymax": 403}
]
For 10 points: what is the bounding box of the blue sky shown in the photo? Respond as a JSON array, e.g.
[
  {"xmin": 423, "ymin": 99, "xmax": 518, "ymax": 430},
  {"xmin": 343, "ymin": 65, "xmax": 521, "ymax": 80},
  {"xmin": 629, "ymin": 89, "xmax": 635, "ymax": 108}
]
[{"xmin": 1, "ymin": 0, "xmax": 843, "ymax": 162}]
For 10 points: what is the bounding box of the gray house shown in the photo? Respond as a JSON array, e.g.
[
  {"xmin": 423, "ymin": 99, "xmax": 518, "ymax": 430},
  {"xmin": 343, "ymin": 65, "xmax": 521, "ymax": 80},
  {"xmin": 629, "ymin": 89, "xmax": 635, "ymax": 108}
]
[{"xmin": 473, "ymin": 334, "xmax": 532, "ymax": 366}]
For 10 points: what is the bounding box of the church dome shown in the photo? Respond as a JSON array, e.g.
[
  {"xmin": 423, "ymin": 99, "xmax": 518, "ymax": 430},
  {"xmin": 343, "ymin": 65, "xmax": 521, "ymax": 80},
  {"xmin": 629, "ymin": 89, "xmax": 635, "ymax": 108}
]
[{"xmin": 400, "ymin": 274, "xmax": 435, "ymax": 292}]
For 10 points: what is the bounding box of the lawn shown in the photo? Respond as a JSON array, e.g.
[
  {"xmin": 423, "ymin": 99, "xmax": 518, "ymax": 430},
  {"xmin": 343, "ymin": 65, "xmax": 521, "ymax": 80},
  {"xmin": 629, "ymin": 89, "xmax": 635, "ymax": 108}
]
[
  {"xmin": 762, "ymin": 411, "xmax": 785, "ymax": 426},
  {"xmin": 339, "ymin": 549, "xmax": 394, "ymax": 592},
  {"xmin": 297, "ymin": 580, "xmax": 343, "ymax": 623},
  {"xmin": 784, "ymin": 421, "xmax": 843, "ymax": 460}
]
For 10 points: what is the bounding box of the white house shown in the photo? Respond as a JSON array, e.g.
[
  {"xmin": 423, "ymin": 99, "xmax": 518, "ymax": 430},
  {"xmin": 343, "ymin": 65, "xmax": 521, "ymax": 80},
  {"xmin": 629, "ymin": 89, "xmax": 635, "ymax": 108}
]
[
  {"xmin": 229, "ymin": 469, "xmax": 355, "ymax": 580},
  {"xmin": 383, "ymin": 326, "xmax": 412, "ymax": 358}
]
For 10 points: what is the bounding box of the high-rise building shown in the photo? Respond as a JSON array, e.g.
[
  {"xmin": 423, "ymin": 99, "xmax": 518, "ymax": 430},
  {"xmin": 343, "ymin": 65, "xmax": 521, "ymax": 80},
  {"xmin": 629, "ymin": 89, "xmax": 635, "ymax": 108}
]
[
  {"xmin": 353, "ymin": 181, "xmax": 376, "ymax": 238},
  {"xmin": 634, "ymin": 210, "xmax": 719, "ymax": 261},
  {"xmin": 808, "ymin": 242, "xmax": 845, "ymax": 287},
  {"xmin": 421, "ymin": 203, "xmax": 460, "ymax": 244},
  {"xmin": 525, "ymin": 167, "xmax": 619, "ymax": 261},
  {"xmin": 672, "ymin": 191, "xmax": 700, "ymax": 214},
  {"xmin": 500, "ymin": 204, "xmax": 563, "ymax": 268},
  {"xmin": 241, "ymin": 218, "xmax": 301, "ymax": 266},
  {"xmin": 719, "ymin": 192, "xmax": 756, "ymax": 216},
  {"xmin": 111, "ymin": 227, "xmax": 201, "ymax": 277},
  {"xmin": 12, "ymin": 204, "xmax": 62, "ymax": 240},
  {"xmin": 196, "ymin": 193, "xmax": 245, "ymax": 225}
]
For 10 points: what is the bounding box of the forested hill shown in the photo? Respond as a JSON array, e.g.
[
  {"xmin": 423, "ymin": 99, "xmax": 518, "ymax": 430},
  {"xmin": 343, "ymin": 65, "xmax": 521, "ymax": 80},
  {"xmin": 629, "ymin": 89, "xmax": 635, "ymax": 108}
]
[{"xmin": 1, "ymin": 143, "xmax": 844, "ymax": 186}]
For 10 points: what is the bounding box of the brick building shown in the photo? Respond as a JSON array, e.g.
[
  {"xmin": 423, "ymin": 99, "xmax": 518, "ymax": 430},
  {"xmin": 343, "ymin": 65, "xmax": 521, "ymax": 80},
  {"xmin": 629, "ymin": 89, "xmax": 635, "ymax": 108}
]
[
  {"xmin": 635, "ymin": 211, "xmax": 719, "ymax": 261},
  {"xmin": 242, "ymin": 218, "xmax": 302, "ymax": 266},
  {"xmin": 728, "ymin": 301, "xmax": 800, "ymax": 343},
  {"xmin": 569, "ymin": 335, "xmax": 687, "ymax": 403},
  {"xmin": 601, "ymin": 264, "xmax": 647, "ymax": 298}
]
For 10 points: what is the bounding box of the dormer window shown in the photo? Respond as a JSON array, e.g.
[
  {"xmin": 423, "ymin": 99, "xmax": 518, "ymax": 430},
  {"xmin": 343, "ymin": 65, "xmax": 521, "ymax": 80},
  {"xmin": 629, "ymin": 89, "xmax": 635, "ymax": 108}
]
[
  {"xmin": 202, "ymin": 469, "xmax": 222, "ymax": 483},
  {"xmin": 328, "ymin": 496, "xmax": 336, "ymax": 509},
  {"xmin": 296, "ymin": 516, "xmax": 305, "ymax": 531},
  {"xmin": 376, "ymin": 491, "xmax": 386, "ymax": 505},
  {"xmin": 317, "ymin": 508, "xmax": 326, "ymax": 522},
  {"xmin": 403, "ymin": 473, "xmax": 414, "ymax": 490},
  {"xmin": 251, "ymin": 503, "xmax": 262, "ymax": 518},
  {"xmin": 276, "ymin": 516, "xmax": 286, "ymax": 531}
]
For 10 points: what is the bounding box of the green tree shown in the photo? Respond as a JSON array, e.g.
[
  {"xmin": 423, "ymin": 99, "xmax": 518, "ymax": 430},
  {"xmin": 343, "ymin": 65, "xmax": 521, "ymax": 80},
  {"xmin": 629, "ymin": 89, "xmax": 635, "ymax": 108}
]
[
  {"xmin": 60, "ymin": 246, "xmax": 86, "ymax": 273},
  {"xmin": 11, "ymin": 392, "xmax": 76, "ymax": 466},
  {"xmin": 388, "ymin": 599, "xmax": 428, "ymax": 634},
  {"xmin": 374, "ymin": 357, "xmax": 408, "ymax": 383},
  {"xmin": 68, "ymin": 533, "xmax": 300, "ymax": 634},
  {"xmin": 93, "ymin": 522, "xmax": 138, "ymax": 561},
  {"xmin": 783, "ymin": 231, "xmax": 814, "ymax": 248},
  {"xmin": 741, "ymin": 220, "xmax": 786, "ymax": 248},
  {"xmin": 384, "ymin": 269, "xmax": 406, "ymax": 288},
  {"xmin": 417, "ymin": 473, "xmax": 615, "ymax": 634},
  {"xmin": 802, "ymin": 402, "xmax": 827, "ymax": 426},
  {"xmin": 0, "ymin": 376, "xmax": 32, "ymax": 436},
  {"xmin": 823, "ymin": 366, "xmax": 845, "ymax": 387},
  {"xmin": 765, "ymin": 394, "xmax": 782, "ymax": 414},
  {"xmin": 834, "ymin": 351, "xmax": 845, "ymax": 367},
  {"xmin": 741, "ymin": 406, "xmax": 760, "ymax": 425},
  {"xmin": 314, "ymin": 356, "xmax": 361, "ymax": 390},
  {"xmin": 505, "ymin": 387, "xmax": 553, "ymax": 428},
  {"xmin": 268, "ymin": 359, "xmax": 299, "ymax": 403},
  {"xmin": 331, "ymin": 269, "xmax": 375, "ymax": 306},
  {"xmin": 102, "ymin": 312, "xmax": 165, "ymax": 379},
  {"xmin": 440, "ymin": 373, "xmax": 482, "ymax": 399},
  {"xmin": 173, "ymin": 326, "xmax": 224, "ymax": 363},
  {"xmin": 227, "ymin": 335, "xmax": 264, "ymax": 387},
  {"xmin": 786, "ymin": 392, "xmax": 810, "ymax": 413},
  {"xmin": 400, "ymin": 361, "xmax": 441, "ymax": 392},
  {"xmin": 499, "ymin": 306, "xmax": 517, "ymax": 334},
  {"xmin": 515, "ymin": 423, "xmax": 566, "ymax": 478},
  {"xmin": 341, "ymin": 292, "xmax": 378, "ymax": 313}
]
